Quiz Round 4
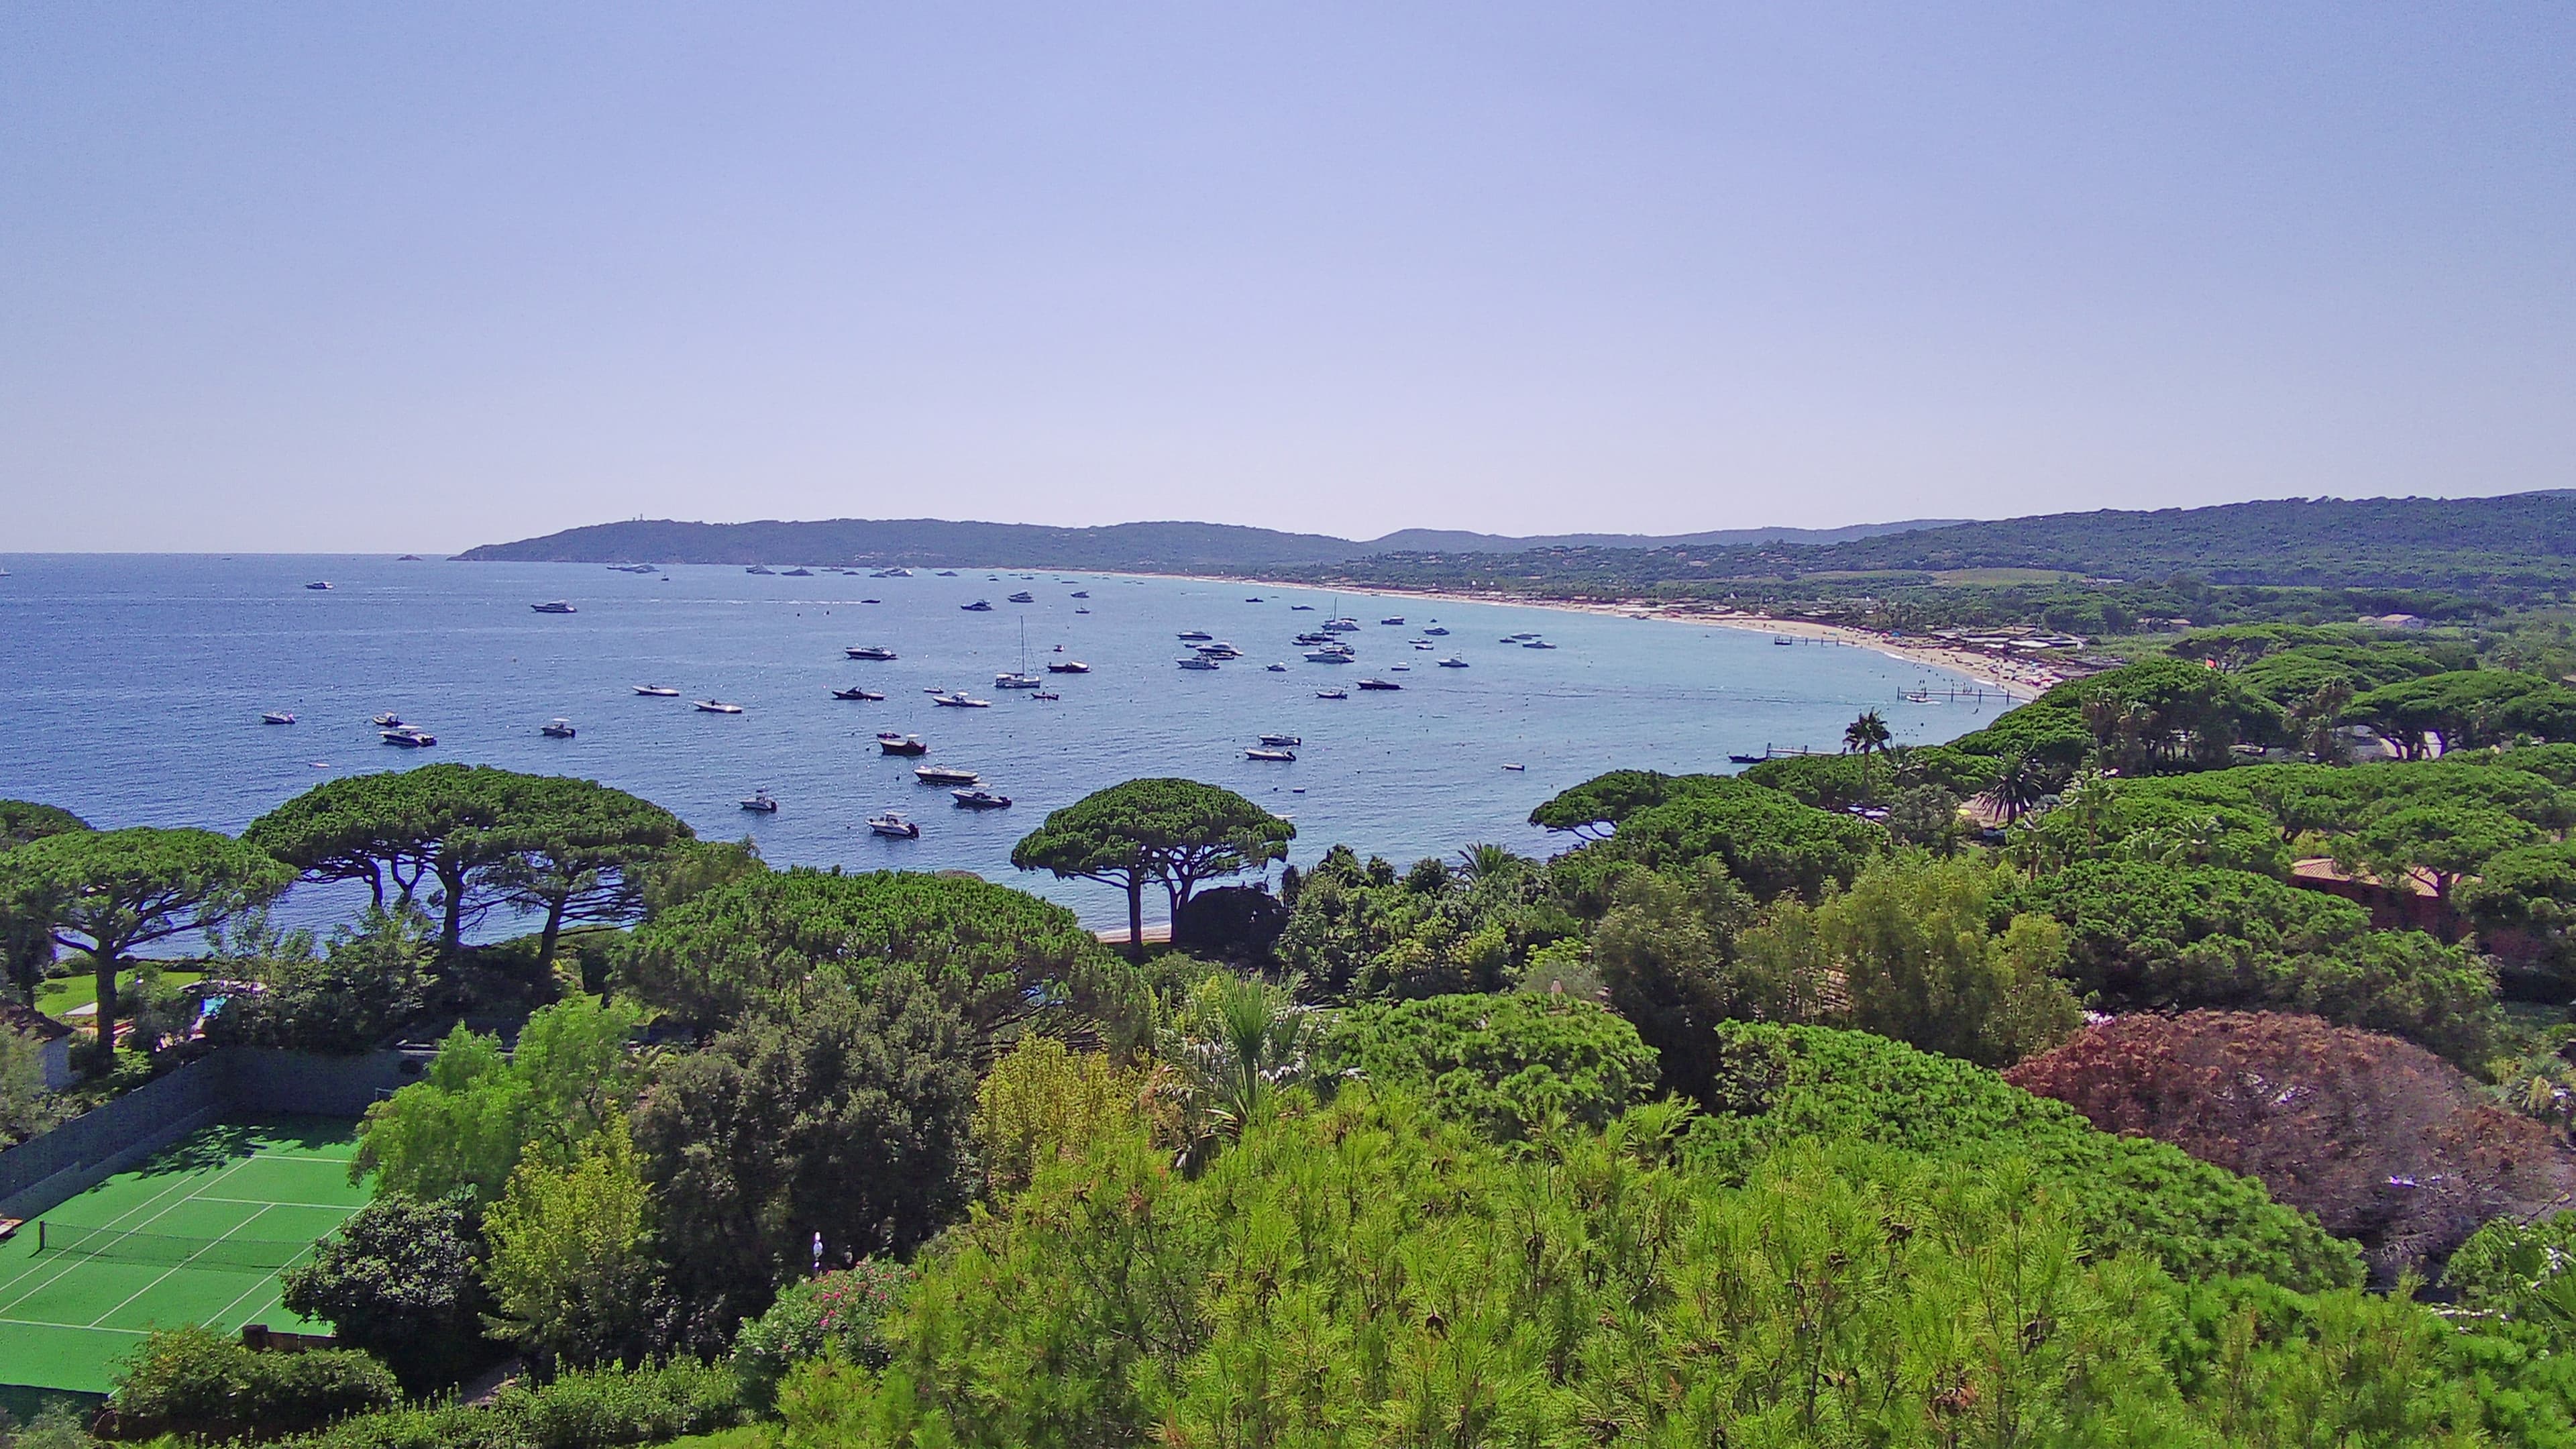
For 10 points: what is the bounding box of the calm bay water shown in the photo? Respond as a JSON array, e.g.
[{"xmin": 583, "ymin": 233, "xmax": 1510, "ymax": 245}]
[{"xmin": 0, "ymin": 554, "xmax": 2006, "ymax": 928}]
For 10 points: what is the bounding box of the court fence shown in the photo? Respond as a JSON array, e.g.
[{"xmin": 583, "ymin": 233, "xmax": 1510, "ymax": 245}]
[{"xmin": 0, "ymin": 1048, "xmax": 405, "ymax": 1225}]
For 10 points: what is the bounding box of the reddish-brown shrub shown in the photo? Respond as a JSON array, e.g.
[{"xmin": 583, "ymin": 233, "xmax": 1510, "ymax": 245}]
[{"xmin": 2005, "ymin": 1010, "xmax": 2575, "ymax": 1281}]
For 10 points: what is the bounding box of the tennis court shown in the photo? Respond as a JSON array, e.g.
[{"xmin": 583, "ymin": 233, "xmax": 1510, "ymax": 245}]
[{"xmin": 0, "ymin": 1118, "xmax": 370, "ymax": 1395}]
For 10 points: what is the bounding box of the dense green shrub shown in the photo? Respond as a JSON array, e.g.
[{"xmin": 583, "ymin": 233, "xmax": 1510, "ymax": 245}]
[
  {"xmin": 1316, "ymin": 992, "xmax": 1660, "ymax": 1138},
  {"xmin": 1740, "ymin": 744, "xmax": 2000, "ymax": 810},
  {"xmin": 731, "ymin": 1262, "xmax": 910, "ymax": 1409},
  {"xmin": 1686, "ymin": 1024, "xmax": 2365, "ymax": 1291},
  {"xmin": 778, "ymin": 1087, "xmax": 2467, "ymax": 1447},
  {"xmin": 275, "ymin": 1360, "xmax": 746, "ymax": 1449},
  {"xmin": 1589, "ymin": 779, "xmax": 1887, "ymax": 901},
  {"xmin": 112, "ymin": 1324, "xmax": 398, "ymax": 1442},
  {"xmin": 280, "ymin": 1191, "xmax": 494, "ymax": 1392}
]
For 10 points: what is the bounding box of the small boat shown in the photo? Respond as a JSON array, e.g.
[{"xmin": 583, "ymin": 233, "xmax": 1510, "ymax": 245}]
[
  {"xmin": 1246, "ymin": 747, "xmax": 1297, "ymax": 762},
  {"xmin": 784, "ymin": 568, "xmax": 814, "ymax": 578},
  {"xmin": 694, "ymin": 700, "xmax": 745, "ymax": 714},
  {"xmin": 1266, "ymin": 663, "xmax": 1288, "ymax": 672},
  {"xmin": 867, "ymin": 812, "xmax": 920, "ymax": 839},
  {"xmin": 1303, "ymin": 649, "xmax": 1353, "ymax": 663},
  {"xmin": 883, "ymin": 568, "xmax": 914, "ymax": 577},
  {"xmin": 1523, "ymin": 640, "xmax": 1558, "ymax": 650},
  {"xmin": 915, "ymin": 764, "xmax": 980, "ymax": 785},
  {"xmin": 541, "ymin": 718, "xmax": 577, "ymax": 739},
  {"xmin": 846, "ymin": 645, "xmax": 898, "ymax": 660},
  {"xmin": 740, "ymin": 789, "xmax": 779, "ymax": 813},
  {"xmin": 1379, "ymin": 616, "xmax": 1405, "ymax": 626},
  {"xmin": 833, "ymin": 686, "xmax": 885, "ymax": 701},
  {"xmin": 1177, "ymin": 630, "xmax": 1214, "ymax": 641},
  {"xmin": 1006, "ymin": 591, "xmax": 1035, "ymax": 604},
  {"xmin": 261, "ymin": 710, "xmax": 296, "ymax": 725},
  {"xmin": 931, "ymin": 692, "xmax": 992, "ymax": 708},
  {"xmin": 1356, "ymin": 678, "xmax": 1402, "ymax": 691},
  {"xmin": 1294, "ymin": 633, "xmax": 1334, "ymax": 645},
  {"xmin": 936, "ymin": 570, "xmax": 959, "ymax": 576},
  {"xmin": 861, "ymin": 598, "xmax": 880, "ymax": 604},
  {"xmin": 1389, "ymin": 665, "xmax": 1412, "ymax": 672},
  {"xmin": 1772, "ymin": 637, "xmax": 1795, "ymax": 646},
  {"xmin": 1046, "ymin": 660, "xmax": 1090, "ymax": 674},
  {"xmin": 747, "ymin": 566, "xmax": 775, "ymax": 575},
  {"xmin": 961, "ymin": 600, "xmax": 994, "ymax": 611},
  {"xmin": 1070, "ymin": 590, "xmax": 1089, "ymax": 598},
  {"xmin": 1437, "ymin": 657, "xmax": 1469, "ymax": 668},
  {"xmin": 1502, "ymin": 763, "xmax": 1526, "ymax": 771},
  {"xmin": 1030, "ymin": 690, "xmax": 1060, "ymax": 700},
  {"xmin": 877, "ymin": 733, "xmax": 928, "ymax": 755},
  {"xmin": 1245, "ymin": 596, "xmax": 1265, "ymax": 603},
  {"xmin": 1177, "ymin": 657, "xmax": 1221, "ymax": 670},
  {"xmin": 1322, "ymin": 618, "xmax": 1359, "ymax": 633},
  {"xmin": 996, "ymin": 672, "xmax": 1042, "ymax": 689},
  {"xmin": 305, "ymin": 581, "xmax": 333, "ymax": 590},
  {"xmin": 1315, "ymin": 688, "xmax": 1348, "ymax": 700},
  {"xmin": 1290, "ymin": 604, "xmax": 1314, "ymax": 610},
  {"xmin": 1424, "ymin": 627, "xmax": 1448, "ymax": 636},
  {"xmin": 370, "ymin": 712, "xmax": 404, "ymax": 728},
  {"xmin": 1075, "ymin": 608, "xmax": 1090, "ymax": 614},
  {"xmin": 380, "ymin": 727, "xmax": 437, "ymax": 747},
  {"xmin": 1413, "ymin": 641, "xmax": 1435, "ymax": 649},
  {"xmin": 951, "ymin": 788, "xmax": 1014, "ymax": 809},
  {"xmin": 1728, "ymin": 751, "xmax": 1768, "ymax": 765},
  {"xmin": 531, "ymin": 600, "xmax": 577, "ymax": 613},
  {"xmin": 1258, "ymin": 733, "xmax": 1301, "ymax": 747},
  {"xmin": 396, "ymin": 554, "xmax": 422, "ymax": 561},
  {"xmin": 634, "ymin": 684, "xmax": 682, "ymax": 696}
]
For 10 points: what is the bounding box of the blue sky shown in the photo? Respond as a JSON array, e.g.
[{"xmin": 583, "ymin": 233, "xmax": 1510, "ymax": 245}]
[{"xmin": 4, "ymin": 3, "xmax": 2570, "ymax": 551}]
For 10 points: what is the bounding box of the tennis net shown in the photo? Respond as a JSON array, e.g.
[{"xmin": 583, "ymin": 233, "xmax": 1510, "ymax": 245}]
[{"xmin": 36, "ymin": 1220, "xmax": 328, "ymax": 1271}]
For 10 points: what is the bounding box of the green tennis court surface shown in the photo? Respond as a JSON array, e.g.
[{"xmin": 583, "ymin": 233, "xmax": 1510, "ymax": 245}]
[{"xmin": 0, "ymin": 1118, "xmax": 370, "ymax": 1395}]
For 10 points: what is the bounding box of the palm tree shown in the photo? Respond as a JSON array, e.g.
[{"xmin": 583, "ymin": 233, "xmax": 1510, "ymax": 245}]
[
  {"xmin": 1842, "ymin": 710, "xmax": 1892, "ymax": 802},
  {"xmin": 1454, "ymin": 843, "xmax": 1523, "ymax": 883},
  {"xmin": 1976, "ymin": 752, "xmax": 2050, "ymax": 827}
]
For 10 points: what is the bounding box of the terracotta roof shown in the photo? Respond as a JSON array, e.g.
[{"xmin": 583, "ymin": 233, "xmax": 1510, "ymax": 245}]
[{"xmin": 0, "ymin": 1002, "xmax": 74, "ymax": 1042}]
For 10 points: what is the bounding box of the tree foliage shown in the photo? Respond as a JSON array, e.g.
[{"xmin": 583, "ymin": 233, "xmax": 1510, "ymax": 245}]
[
  {"xmin": 480, "ymin": 1122, "xmax": 659, "ymax": 1369},
  {"xmin": 352, "ymin": 994, "xmax": 641, "ymax": 1203},
  {"xmin": 1010, "ymin": 777, "xmax": 1294, "ymax": 957},
  {"xmin": 973, "ymin": 1034, "xmax": 1150, "ymax": 1198},
  {"xmin": 280, "ymin": 1191, "xmax": 492, "ymax": 1392},
  {"xmin": 0, "ymin": 798, "xmax": 89, "ymax": 1006},
  {"xmin": 201, "ymin": 906, "xmax": 433, "ymax": 1055},
  {"xmin": 1587, "ymin": 777, "xmax": 1887, "ymax": 902},
  {"xmin": 2006, "ymin": 1011, "xmax": 2576, "ymax": 1283},
  {"xmin": 1317, "ymin": 991, "xmax": 1659, "ymax": 1140}
]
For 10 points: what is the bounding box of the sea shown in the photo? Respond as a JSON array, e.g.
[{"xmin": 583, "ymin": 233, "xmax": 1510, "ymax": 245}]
[{"xmin": 0, "ymin": 554, "xmax": 2010, "ymax": 930}]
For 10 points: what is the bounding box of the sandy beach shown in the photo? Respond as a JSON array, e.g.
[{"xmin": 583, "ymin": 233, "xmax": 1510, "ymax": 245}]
[{"xmin": 1175, "ymin": 574, "xmax": 2058, "ymax": 702}]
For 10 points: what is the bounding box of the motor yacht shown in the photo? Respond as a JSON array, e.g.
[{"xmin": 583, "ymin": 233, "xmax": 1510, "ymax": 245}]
[
  {"xmin": 380, "ymin": 727, "xmax": 437, "ymax": 747},
  {"xmin": 1523, "ymin": 640, "xmax": 1558, "ymax": 650},
  {"xmin": 530, "ymin": 600, "xmax": 576, "ymax": 614},
  {"xmin": 1006, "ymin": 591, "xmax": 1035, "ymax": 604},
  {"xmin": 1177, "ymin": 657, "xmax": 1221, "ymax": 670},
  {"xmin": 1303, "ymin": 649, "xmax": 1353, "ymax": 663},
  {"xmin": 1046, "ymin": 659, "xmax": 1090, "ymax": 674},
  {"xmin": 1266, "ymin": 663, "xmax": 1288, "ymax": 672},
  {"xmin": 370, "ymin": 712, "xmax": 404, "ymax": 728},
  {"xmin": 633, "ymin": 684, "xmax": 682, "ymax": 696},
  {"xmin": 1177, "ymin": 629, "xmax": 1214, "ymax": 641},
  {"xmin": 694, "ymin": 700, "xmax": 745, "ymax": 713},
  {"xmin": 833, "ymin": 686, "xmax": 885, "ymax": 701},
  {"xmin": 1424, "ymin": 627, "xmax": 1449, "ymax": 636},
  {"xmin": 1356, "ymin": 678, "xmax": 1403, "ymax": 691},
  {"xmin": 260, "ymin": 711, "xmax": 296, "ymax": 725},
  {"xmin": 877, "ymin": 733, "xmax": 928, "ymax": 755},
  {"xmin": 784, "ymin": 568, "xmax": 814, "ymax": 578},
  {"xmin": 931, "ymin": 692, "xmax": 992, "ymax": 707},
  {"xmin": 867, "ymin": 812, "xmax": 920, "ymax": 838},
  {"xmin": 845, "ymin": 645, "xmax": 898, "ymax": 660},
  {"xmin": 1315, "ymin": 688, "xmax": 1348, "ymax": 700},
  {"xmin": 305, "ymin": 581, "xmax": 333, "ymax": 590},
  {"xmin": 541, "ymin": 718, "xmax": 577, "ymax": 739},
  {"xmin": 746, "ymin": 566, "xmax": 775, "ymax": 575},
  {"xmin": 961, "ymin": 600, "xmax": 994, "ymax": 611},
  {"xmin": 914, "ymin": 764, "xmax": 980, "ymax": 785},
  {"xmin": 1258, "ymin": 733, "xmax": 1302, "ymax": 747},
  {"xmin": 1379, "ymin": 616, "xmax": 1405, "ymax": 626},
  {"xmin": 951, "ymin": 789, "xmax": 1013, "ymax": 809},
  {"xmin": 1437, "ymin": 657, "xmax": 1469, "ymax": 668},
  {"xmin": 1245, "ymin": 747, "xmax": 1297, "ymax": 762},
  {"xmin": 741, "ymin": 789, "xmax": 779, "ymax": 813}
]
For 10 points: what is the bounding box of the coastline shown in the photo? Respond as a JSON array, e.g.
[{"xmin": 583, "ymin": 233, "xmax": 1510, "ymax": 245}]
[{"xmin": 1157, "ymin": 573, "xmax": 2057, "ymax": 702}]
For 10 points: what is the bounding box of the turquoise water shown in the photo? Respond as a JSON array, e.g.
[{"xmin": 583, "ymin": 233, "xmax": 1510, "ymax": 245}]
[{"xmin": 0, "ymin": 555, "xmax": 2007, "ymax": 928}]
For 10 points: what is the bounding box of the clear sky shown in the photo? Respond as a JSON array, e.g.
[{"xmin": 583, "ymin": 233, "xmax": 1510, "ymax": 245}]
[{"xmin": 5, "ymin": 3, "xmax": 2571, "ymax": 552}]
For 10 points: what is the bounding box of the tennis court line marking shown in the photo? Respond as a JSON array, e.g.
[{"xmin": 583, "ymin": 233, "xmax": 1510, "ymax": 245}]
[
  {"xmin": 0, "ymin": 1154, "xmax": 263, "ymax": 1318},
  {"xmin": 0, "ymin": 1157, "xmax": 241, "ymax": 1309},
  {"xmin": 0, "ymin": 1314, "xmax": 148, "ymax": 1335},
  {"xmin": 193, "ymin": 1196, "xmax": 369, "ymax": 1211},
  {"xmin": 90, "ymin": 1203, "xmax": 278, "ymax": 1329}
]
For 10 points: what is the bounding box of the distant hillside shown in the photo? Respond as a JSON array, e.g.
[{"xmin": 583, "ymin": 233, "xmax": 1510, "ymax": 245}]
[{"xmin": 453, "ymin": 515, "xmax": 1958, "ymax": 568}]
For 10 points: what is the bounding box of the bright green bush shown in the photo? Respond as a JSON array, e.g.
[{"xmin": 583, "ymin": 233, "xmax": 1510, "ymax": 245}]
[
  {"xmin": 275, "ymin": 1359, "xmax": 747, "ymax": 1449},
  {"xmin": 112, "ymin": 1324, "xmax": 398, "ymax": 1442},
  {"xmin": 1316, "ymin": 992, "xmax": 1660, "ymax": 1138}
]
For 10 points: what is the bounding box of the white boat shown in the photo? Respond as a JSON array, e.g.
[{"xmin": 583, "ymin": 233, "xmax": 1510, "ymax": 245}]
[
  {"xmin": 1194, "ymin": 642, "xmax": 1241, "ymax": 658},
  {"xmin": 915, "ymin": 764, "xmax": 980, "ymax": 785},
  {"xmin": 961, "ymin": 600, "xmax": 994, "ymax": 611},
  {"xmin": 868, "ymin": 812, "xmax": 920, "ymax": 839},
  {"xmin": 1303, "ymin": 649, "xmax": 1353, "ymax": 663},
  {"xmin": 260, "ymin": 710, "xmax": 296, "ymax": 725},
  {"xmin": 370, "ymin": 712, "xmax": 403, "ymax": 728},
  {"xmin": 1502, "ymin": 763, "xmax": 1526, "ymax": 771},
  {"xmin": 996, "ymin": 620, "xmax": 1042, "ymax": 688},
  {"xmin": 1177, "ymin": 657, "xmax": 1220, "ymax": 670},
  {"xmin": 877, "ymin": 733, "xmax": 928, "ymax": 755},
  {"xmin": 740, "ymin": 789, "xmax": 779, "ymax": 813},
  {"xmin": 846, "ymin": 645, "xmax": 898, "ymax": 660},
  {"xmin": 1424, "ymin": 627, "xmax": 1449, "ymax": 636},
  {"xmin": 1046, "ymin": 659, "xmax": 1089, "ymax": 674},
  {"xmin": 1316, "ymin": 688, "xmax": 1348, "ymax": 700},
  {"xmin": 305, "ymin": 581, "xmax": 333, "ymax": 591},
  {"xmin": 833, "ymin": 686, "xmax": 885, "ymax": 701},
  {"xmin": 746, "ymin": 565, "xmax": 775, "ymax": 574},
  {"xmin": 1265, "ymin": 663, "xmax": 1287, "ymax": 672},
  {"xmin": 1437, "ymin": 657, "xmax": 1469, "ymax": 668},
  {"xmin": 1523, "ymin": 640, "xmax": 1558, "ymax": 650},
  {"xmin": 931, "ymin": 692, "xmax": 992, "ymax": 707},
  {"xmin": 1322, "ymin": 618, "xmax": 1360, "ymax": 633},
  {"xmin": 530, "ymin": 600, "xmax": 576, "ymax": 614},
  {"xmin": 1246, "ymin": 747, "xmax": 1297, "ymax": 762},
  {"xmin": 1006, "ymin": 591, "xmax": 1035, "ymax": 604},
  {"xmin": 1356, "ymin": 678, "xmax": 1402, "ymax": 691},
  {"xmin": 951, "ymin": 788, "xmax": 1014, "ymax": 809},
  {"xmin": 1379, "ymin": 616, "xmax": 1405, "ymax": 625},
  {"xmin": 380, "ymin": 727, "xmax": 437, "ymax": 747},
  {"xmin": 541, "ymin": 718, "xmax": 577, "ymax": 738},
  {"xmin": 1259, "ymin": 733, "xmax": 1301, "ymax": 746},
  {"xmin": 694, "ymin": 700, "xmax": 745, "ymax": 713},
  {"xmin": 634, "ymin": 684, "xmax": 682, "ymax": 696},
  {"xmin": 1178, "ymin": 629, "xmax": 1214, "ymax": 641}
]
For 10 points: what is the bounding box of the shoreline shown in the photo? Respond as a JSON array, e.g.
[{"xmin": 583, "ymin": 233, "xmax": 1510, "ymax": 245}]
[{"xmin": 1154, "ymin": 572, "xmax": 2055, "ymax": 702}]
